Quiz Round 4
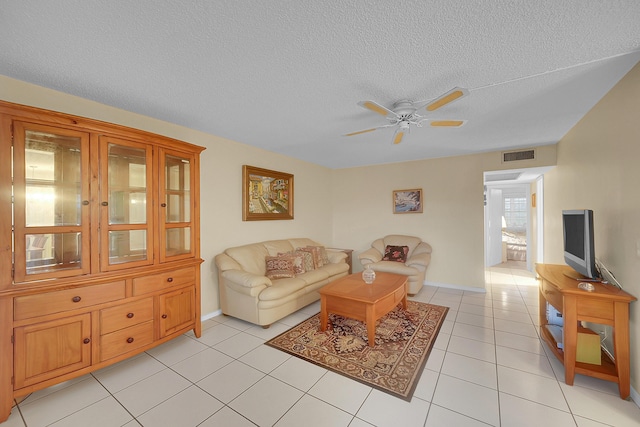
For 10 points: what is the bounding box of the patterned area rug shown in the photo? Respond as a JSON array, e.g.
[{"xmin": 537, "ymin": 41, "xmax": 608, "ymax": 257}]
[{"xmin": 265, "ymin": 301, "xmax": 448, "ymax": 401}]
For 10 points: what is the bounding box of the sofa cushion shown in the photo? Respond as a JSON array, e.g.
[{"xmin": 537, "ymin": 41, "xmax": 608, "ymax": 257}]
[
  {"xmin": 369, "ymin": 260, "xmax": 419, "ymax": 276},
  {"xmin": 226, "ymin": 243, "xmax": 270, "ymax": 275},
  {"xmin": 319, "ymin": 260, "xmax": 350, "ymax": 277},
  {"xmin": 265, "ymin": 255, "xmax": 295, "ymax": 279},
  {"xmin": 259, "ymin": 277, "xmax": 308, "ymax": 301},
  {"xmin": 264, "ymin": 240, "xmax": 295, "ymax": 256},
  {"xmin": 295, "ymin": 268, "xmax": 329, "ymax": 285},
  {"xmin": 382, "ymin": 245, "xmax": 409, "ymax": 262}
]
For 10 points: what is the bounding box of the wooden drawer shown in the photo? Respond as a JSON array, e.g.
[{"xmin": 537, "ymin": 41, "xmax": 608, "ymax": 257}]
[
  {"xmin": 100, "ymin": 320, "xmax": 154, "ymax": 361},
  {"xmin": 14, "ymin": 281, "xmax": 126, "ymax": 321},
  {"xmin": 577, "ymin": 298, "xmax": 614, "ymax": 322},
  {"xmin": 133, "ymin": 267, "xmax": 195, "ymax": 295},
  {"xmin": 100, "ymin": 298, "xmax": 153, "ymax": 335},
  {"xmin": 540, "ymin": 278, "xmax": 563, "ymax": 312}
]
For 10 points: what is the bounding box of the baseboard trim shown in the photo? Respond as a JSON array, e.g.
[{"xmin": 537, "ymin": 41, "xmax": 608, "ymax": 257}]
[
  {"xmin": 201, "ymin": 309, "xmax": 222, "ymax": 322},
  {"xmin": 631, "ymin": 384, "xmax": 640, "ymax": 409},
  {"xmin": 424, "ymin": 281, "xmax": 487, "ymax": 294}
]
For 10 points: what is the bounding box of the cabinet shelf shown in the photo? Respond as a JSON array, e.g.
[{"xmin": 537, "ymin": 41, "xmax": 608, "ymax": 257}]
[
  {"xmin": 536, "ymin": 264, "xmax": 636, "ymax": 399},
  {"xmin": 539, "ymin": 323, "xmax": 618, "ymax": 382}
]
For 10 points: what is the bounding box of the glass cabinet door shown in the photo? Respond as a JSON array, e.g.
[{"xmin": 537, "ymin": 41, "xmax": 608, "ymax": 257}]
[
  {"xmin": 99, "ymin": 136, "xmax": 153, "ymax": 270},
  {"xmin": 12, "ymin": 122, "xmax": 91, "ymax": 282},
  {"xmin": 159, "ymin": 149, "xmax": 195, "ymax": 261}
]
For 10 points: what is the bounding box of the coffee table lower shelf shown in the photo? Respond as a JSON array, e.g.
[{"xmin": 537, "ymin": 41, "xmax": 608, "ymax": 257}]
[{"xmin": 319, "ymin": 272, "xmax": 408, "ymax": 347}]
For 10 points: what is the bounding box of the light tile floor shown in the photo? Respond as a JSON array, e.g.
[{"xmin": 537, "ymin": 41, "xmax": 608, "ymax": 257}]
[{"xmin": 5, "ymin": 264, "xmax": 640, "ymax": 426}]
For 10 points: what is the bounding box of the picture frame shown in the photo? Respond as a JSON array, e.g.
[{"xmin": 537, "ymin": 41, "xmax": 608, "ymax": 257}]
[
  {"xmin": 242, "ymin": 165, "xmax": 294, "ymax": 221},
  {"xmin": 393, "ymin": 189, "xmax": 423, "ymax": 214}
]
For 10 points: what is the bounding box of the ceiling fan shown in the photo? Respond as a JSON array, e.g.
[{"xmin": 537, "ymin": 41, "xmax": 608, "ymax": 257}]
[{"xmin": 344, "ymin": 87, "xmax": 468, "ymax": 144}]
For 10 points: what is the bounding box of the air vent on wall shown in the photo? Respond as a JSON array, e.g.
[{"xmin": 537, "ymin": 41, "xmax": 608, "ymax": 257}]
[{"xmin": 502, "ymin": 149, "xmax": 535, "ymax": 163}]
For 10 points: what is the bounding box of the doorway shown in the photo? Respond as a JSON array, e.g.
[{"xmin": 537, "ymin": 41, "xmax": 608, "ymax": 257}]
[{"xmin": 484, "ymin": 167, "xmax": 551, "ymax": 272}]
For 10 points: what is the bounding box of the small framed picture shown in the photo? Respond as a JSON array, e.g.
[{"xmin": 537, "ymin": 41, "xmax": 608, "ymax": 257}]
[
  {"xmin": 242, "ymin": 165, "xmax": 294, "ymax": 221},
  {"xmin": 393, "ymin": 189, "xmax": 423, "ymax": 214}
]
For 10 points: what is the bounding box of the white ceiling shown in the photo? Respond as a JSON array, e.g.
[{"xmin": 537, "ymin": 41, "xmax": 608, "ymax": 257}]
[{"xmin": 1, "ymin": 1, "xmax": 639, "ymax": 169}]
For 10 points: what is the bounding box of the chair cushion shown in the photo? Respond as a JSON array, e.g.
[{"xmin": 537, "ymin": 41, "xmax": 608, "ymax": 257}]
[{"xmin": 382, "ymin": 245, "xmax": 409, "ymax": 262}]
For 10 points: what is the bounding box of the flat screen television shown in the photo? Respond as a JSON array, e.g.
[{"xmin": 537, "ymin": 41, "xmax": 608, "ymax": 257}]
[{"xmin": 562, "ymin": 209, "xmax": 598, "ymax": 280}]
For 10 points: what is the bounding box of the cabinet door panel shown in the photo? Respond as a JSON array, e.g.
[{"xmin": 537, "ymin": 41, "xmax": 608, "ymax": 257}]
[
  {"xmin": 159, "ymin": 149, "xmax": 196, "ymax": 262},
  {"xmin": 12, "ymin": 122, "xmax": 91, "ymax": 282},
  {"xmin": 99, "ymin": 137, "xmax": 154, "ymax": 271},
  {"xmin": 159, "ymin": 287, "xmax": 195, "ymax": 337},
  {"xmin": 14, "ymin": 314, "xmax": 91, "ymax": 389}
]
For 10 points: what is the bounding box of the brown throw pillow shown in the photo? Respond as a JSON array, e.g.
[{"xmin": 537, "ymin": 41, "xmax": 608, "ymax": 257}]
[
  {"xmin": 279, "ymin": 252, "xmax": 305, "ymax": 275},
  {"xmin": 265, "ymin": 255, "xmax": 295, "ymax": 279},
  {"xmin": 296, "ymin": 247, "xmax": 323, "ymax": 269},
  {"xmin": 382, "ymin": 245, "xmax": 409, "ymax": 263},
  {"xmin": 307, "ymin": 245, "xmax": 330, "ymax": 265},
  {"xmin": 294, "ymin": 249, "xmax": 315, "ymax": 271}
]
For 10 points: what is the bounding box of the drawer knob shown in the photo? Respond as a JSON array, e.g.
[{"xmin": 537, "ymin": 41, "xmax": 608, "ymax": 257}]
[
  {"xmin": 101, "ymin": 201, "xmax": 108, "ymax": 206},
  {"xmin": 127, "ymin": 337, "xmax": 134, "ymax": 343},
  {"xmin": 161, "ymin": 203, "xmax": 167, "ymax": 207},
  {"xmin": 82, "ymin": 200, "xmax": 90, "ymax": 206},
  {"xmin": 127, "ymin": 313, "xmax": 134, "ymax": 318},
  {"xmin": 72, "ymin": 296, "xmax": 82, "ymax": 303},
  {"xmin": 83, "ymin": 338, "xmax": 91, "ymax": 344},
  {"xmin": 167, "ymin": 277, "xmax": 173, "ymax": 283},
  {"xmin": 162, "ymin": 314, "xmax": 168, "ymax": 319}
]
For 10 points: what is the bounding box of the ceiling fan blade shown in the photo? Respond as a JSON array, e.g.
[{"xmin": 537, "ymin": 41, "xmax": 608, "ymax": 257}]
[
  {"xmin": 344, "ymin": 128, "xmax": 378, "ymax": 136},
  {"xmin": 425, "ymin": 87, "xmax": 468, "ymax": 112},
  {"xmin": 358, "ymin": 100, "xmax": 397, "ymax": 117},
  {"xmin": 344, "ymin": 123, "xmax": 397, "ymax": 137},
  {"xmin": 430, "ymin": 120, "xmax": 466, "ymax": 127},
  {"xmin": 392, "ymin": 126, "xmax": 409, "ymax": 144}
]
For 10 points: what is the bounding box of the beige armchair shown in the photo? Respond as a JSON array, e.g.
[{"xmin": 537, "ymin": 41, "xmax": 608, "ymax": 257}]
[{"xmin": 358, "ymin": 235, "xmax": 432, "ymax": 295}]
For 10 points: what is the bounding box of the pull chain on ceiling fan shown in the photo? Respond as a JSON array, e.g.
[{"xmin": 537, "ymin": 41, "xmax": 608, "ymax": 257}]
[{"xmin": 344, "ymin": 87, "xmax": 468, "ymax": 144}]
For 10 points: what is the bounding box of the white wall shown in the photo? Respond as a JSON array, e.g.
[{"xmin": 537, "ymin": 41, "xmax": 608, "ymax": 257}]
[
  {"xmin": 0, "ymin": 75, "xmax": 335, "ymax": 316},
  {"xmin": 542, "ymin": 61, "xmax": 640, "ymax": 394},
  {"xmin": 331, "ymin": 148, "xmax": 557, "ymax": 289},
  {"xmin": 0, "ymin": 74, "xmax": 556, "ymax": 308}
]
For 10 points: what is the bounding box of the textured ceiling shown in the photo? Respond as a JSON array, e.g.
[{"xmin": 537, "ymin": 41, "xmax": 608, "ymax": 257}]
[{"xmin": 1, "ymin": 1, "xmax": 640, "ymax": 168}]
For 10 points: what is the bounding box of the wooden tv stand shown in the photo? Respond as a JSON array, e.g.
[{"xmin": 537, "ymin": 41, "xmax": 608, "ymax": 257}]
[{"xmin": 536, "ymin": 264, "xmax": 636, "ymax": 399}]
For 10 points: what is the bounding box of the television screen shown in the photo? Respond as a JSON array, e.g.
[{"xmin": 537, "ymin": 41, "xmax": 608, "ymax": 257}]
[
  {"xmin": 564, "ymin": 214, "xmax": 585, "ymax": 259},
  {"xmin": 562, "ymin": 210, "xmax": 597, "ymax": 280}
]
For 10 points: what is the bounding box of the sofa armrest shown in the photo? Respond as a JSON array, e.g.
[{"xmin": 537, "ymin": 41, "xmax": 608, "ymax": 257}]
[
  {"xmin": 413, "ymin": 241, "xmax": 433, "ymax": 255},
  {"xmin": 221, "ymin": 269, "xmax": 272, "ymax": 288},
  {"xmin": 358, "ymin": 247, "xmax": 382, "ymax": 265},
  {"xmin": 406, "ymin": 252, "xmax": 431, "ymax": 270},
  {"xmin": 215, "ymin": 253, "xmax": 242, "ymax": 271},
  {"xmin": 326, "ymin": 249, "xmax": 347, "ymax": 264}
]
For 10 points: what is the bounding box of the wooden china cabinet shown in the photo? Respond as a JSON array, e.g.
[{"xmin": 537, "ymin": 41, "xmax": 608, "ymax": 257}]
[{"xmin": 0, "ymin": 101, "xmax": 205, "ymax": 422}]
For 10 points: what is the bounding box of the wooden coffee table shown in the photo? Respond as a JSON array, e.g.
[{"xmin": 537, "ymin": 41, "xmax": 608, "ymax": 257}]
[{"xmin": 319, "ymin": 272, "xmax": 408, "ymax": 347}]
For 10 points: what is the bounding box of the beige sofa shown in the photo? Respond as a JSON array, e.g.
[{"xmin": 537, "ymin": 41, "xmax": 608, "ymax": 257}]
[
  {"xmin": 358, "ymin": 234, "xmax": 432, "ymax": 295},
  {"xmin": 215, "ymin": 238, "xmax": 349, "ymax": 327}
]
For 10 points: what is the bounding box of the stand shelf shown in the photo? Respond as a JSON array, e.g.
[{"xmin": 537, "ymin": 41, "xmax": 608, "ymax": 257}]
[{"xmin": 536, "ymin": 264, "xmax": 636, "ymax": 399}]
